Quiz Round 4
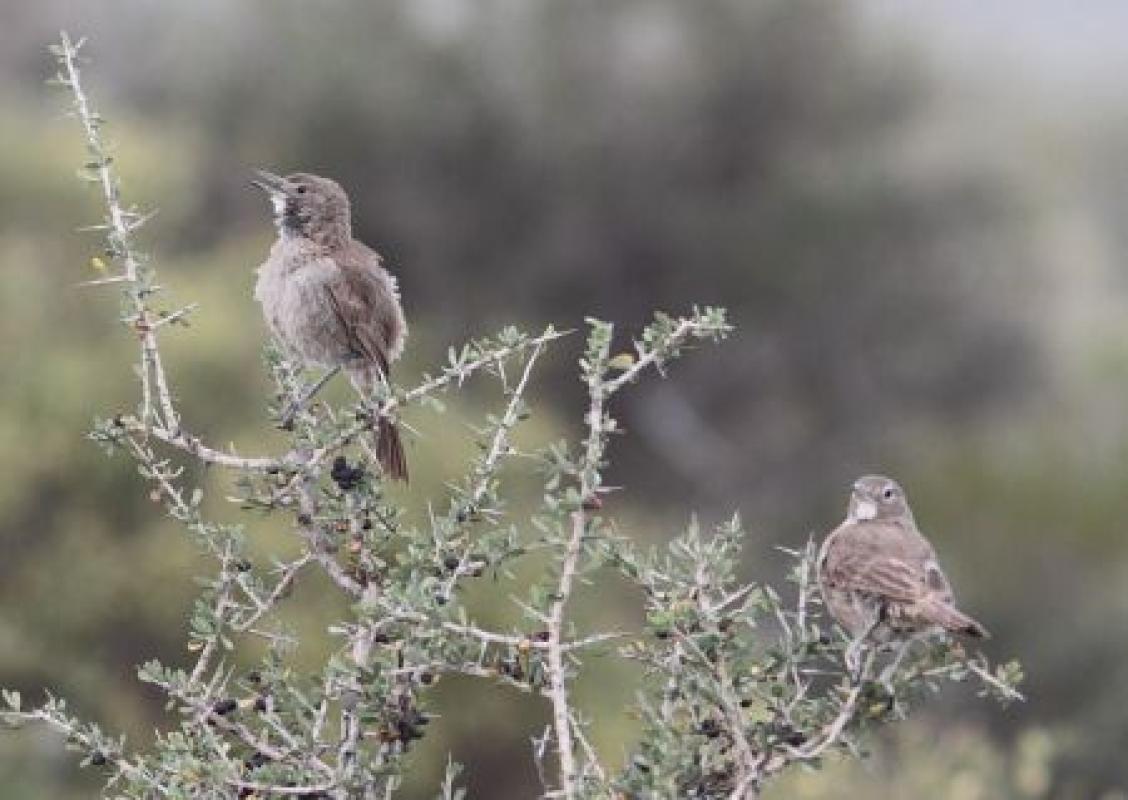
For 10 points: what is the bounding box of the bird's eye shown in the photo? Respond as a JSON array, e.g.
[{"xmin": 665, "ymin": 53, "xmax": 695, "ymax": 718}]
[
  {"xmin": 882, "ymin": 487, "xmax": 896, "ymax": 500},
  {"xmin": 295, "ymin": 185, "xmax": 307, "ymax": 194}
]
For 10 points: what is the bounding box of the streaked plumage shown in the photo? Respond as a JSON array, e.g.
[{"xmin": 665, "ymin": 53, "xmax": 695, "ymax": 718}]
[
  {"xmin": 253, "ymin": 171, "xmax": 408, "ymax": 481},
  {"xmin": 818, "ymin": 475, "xmax": 986, "ymax": 641}
]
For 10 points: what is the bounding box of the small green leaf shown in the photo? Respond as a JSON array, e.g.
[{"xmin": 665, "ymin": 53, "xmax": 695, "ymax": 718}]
[
  {"xmin": 2, "ymin": 690, "xmax": 20, "ymax": 711},
  {"xmin": 607, "ymin": 353, "xmax": 636, "ymax": 371}
]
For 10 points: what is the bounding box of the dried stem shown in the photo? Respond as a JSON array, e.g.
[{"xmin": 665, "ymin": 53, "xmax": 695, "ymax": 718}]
[
  {"xmin": 58, "ymin": 32, "xmax": 178, "ymax": 431},
  {"xmin": 544, "ymin": 344, "xmax": 608, "ymax": 797},
  {"xmin": 4, "ymin": 708, "xmax": 161, "ymax": 793}
]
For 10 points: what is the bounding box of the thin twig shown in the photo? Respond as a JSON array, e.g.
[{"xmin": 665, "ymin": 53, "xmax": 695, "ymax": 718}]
[
  {"xmin": 226, "ymin": 778, "xmax": 338, "ymax": 796},
  {"xmin": 4, "ymin": 709, "xmax": 164, "ymax": 794},
  {"xmin": 602, "ymin": 319, "xmax": 696, "ymax": 396},
  {"xmin": 472, "ymin": 339, "xmax": 545, "ymax": 504},
  {"xmin": 968, "ymin": 660, "xmax": 1026, "ymax": 703},
  {"xmin": 544, "ymin": 336, "xmax": 611, "ymax": 799},
  {"xmin": 59, "ymin": 33, "xmax": 181, "ymax": 431},
  {"xmin": 436, "ymin": 338, "xmax": 547, "ymax": 602}
]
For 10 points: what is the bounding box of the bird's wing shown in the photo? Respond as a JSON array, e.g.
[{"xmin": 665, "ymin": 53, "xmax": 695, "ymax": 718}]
[
  {"xmin": 321, "ymin": 249, "xmax": 403, "ymax": 376},
  {"xmin": 822, "ymin": 521, "xmax": 935, "ymax": 603},
  {"xmin": 852, "ymin": 556, "xmax": 927, "ymax": 602}
]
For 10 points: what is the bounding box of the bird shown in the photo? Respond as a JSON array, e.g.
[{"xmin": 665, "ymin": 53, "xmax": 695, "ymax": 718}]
[
  {"xmin": 817, "ymin": 475, "xmax": 986, "ymax": 674},
  {"xmin": 251, "ymin": 169, "xmax": 409, "ymax": 482}
]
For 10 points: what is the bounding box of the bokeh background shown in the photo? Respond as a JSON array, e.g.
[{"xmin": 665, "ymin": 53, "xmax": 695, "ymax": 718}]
[{"xmin": 2, "ymin": 1, "xmax": 1128, "ymax": 797}]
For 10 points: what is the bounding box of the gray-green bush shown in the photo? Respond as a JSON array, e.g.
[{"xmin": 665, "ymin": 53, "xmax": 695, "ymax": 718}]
[{"xmin": 0, "ymin": 34, "xmax": 1022, "ymax": 800}]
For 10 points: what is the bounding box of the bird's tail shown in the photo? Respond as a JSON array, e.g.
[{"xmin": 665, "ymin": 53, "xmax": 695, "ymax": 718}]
[
  {"xmin": 349, "ymin": 365, "xmax": 409, "ymax": 483},
  {"xmin": 926, "ymin": 600, "xmax": 989, "ymax": 638},
  {"xmin": 375, "ymin": 416, "xmax": 409, "ymax": 483}
]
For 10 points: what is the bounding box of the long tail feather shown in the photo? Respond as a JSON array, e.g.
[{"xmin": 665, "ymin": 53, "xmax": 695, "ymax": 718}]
[
  {"xmin": 348, "ymin": 364, "xmax": 409, "ymax": 483},
  {"xmin": 376, "ymin": 416, "xmax": 409, "ymax": 483},
  {"xmin": 927, "ymin": 601, "xmax": 989, "ymax": 638}
]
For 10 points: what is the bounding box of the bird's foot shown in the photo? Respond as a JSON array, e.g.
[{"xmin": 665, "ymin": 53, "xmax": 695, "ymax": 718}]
[
  {"xmin": 845, "ymin": 641, "xmax": 864, "ymax": 681},
  {"xmin": 278, "ymin": 366, "xmax": 342, "ymax": 431},
  {"xmin": 878, "ymin": 665, "xmax": 897, "ymax": 694},
  {"xmin": 277, "ymin": 401, "xmax": 302, "ymax": 431},
  {"xmin": 877, "ymin": 638, "xmax": 914, "ymax": 691}
]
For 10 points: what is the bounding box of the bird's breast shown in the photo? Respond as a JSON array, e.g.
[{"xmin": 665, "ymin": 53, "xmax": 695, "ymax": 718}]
[{"xmin": 255, "ymin": 255, "xmax": 347, "ymax": 367}]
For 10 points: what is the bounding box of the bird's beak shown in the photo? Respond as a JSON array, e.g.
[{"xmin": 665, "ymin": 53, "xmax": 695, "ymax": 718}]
[
  {"xmin": 853, "ymin": 499, "xmax": 877, "ymax": 521},
  {"xmin": 250, "ymin": 168, "xmax": 291, "ymax": 196}
]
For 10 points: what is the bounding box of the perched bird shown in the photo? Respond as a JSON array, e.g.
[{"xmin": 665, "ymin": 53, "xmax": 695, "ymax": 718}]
[
  {"xmin": 252, "ymin": 170, "xmax": 409, "ymax": 481},
  {"xmin": 818, "ymin": 475, "xmax": 986, "ymax": 671}
]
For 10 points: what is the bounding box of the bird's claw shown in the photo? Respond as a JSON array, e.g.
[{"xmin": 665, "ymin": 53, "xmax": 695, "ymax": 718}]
[
  {"xmin": 877, "ymin": 664, "xmax": 897, "ymax": 693},
  {"xmin": 277, "ymin": 402, "xmax": 300, "ymax": 431},
  {"xmin": 844, "ymin": 641, "xmax": 862, "ymax": 680}
]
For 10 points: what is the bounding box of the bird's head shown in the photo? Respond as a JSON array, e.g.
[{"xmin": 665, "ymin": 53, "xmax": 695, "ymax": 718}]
[
  {"xmin": 847, "ymin": 474, "xmax": 913, "ymax": 525},
  {"xmin": 252, "ymin": 170, "xmax": 351, "ymax": 247}
]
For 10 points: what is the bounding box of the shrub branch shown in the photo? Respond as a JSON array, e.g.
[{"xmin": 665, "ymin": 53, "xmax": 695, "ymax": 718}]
[{"xmin": 0, "ymin": 33, "xmax": 1024, "ymax": 800}]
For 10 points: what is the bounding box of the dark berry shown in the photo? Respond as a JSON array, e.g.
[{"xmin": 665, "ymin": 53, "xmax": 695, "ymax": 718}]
[
  {"xmin": 212, "ymin": 698, "xmax": 237, "ymax": 716},
  {"xmin": 698, "ymin": 719, "xmax": 721, "ymax": 738},
  {"xmin": 244, "ymin": 752, "xmax": 270, "ymax": 770},
  {"xmin": 90, "ymin": 751, "xmax": 107, "ymax": 766},
  {"xmin": 331, "ymin": 456, "xmax": 365, "ymax": 490}
]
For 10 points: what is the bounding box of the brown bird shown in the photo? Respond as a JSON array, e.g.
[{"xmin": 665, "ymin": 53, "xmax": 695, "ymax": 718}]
[
  {"xmin": 252, "ymin": 170, "xmax": 408, "ymax": 482},
  {"xmin": 818, "ymin": 475, "xmax": 986, "ymax": 673}
]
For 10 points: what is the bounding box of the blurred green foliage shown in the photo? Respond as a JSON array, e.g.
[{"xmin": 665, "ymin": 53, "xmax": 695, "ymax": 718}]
[
  {"xmin": 1, "ymin": 0, "xmax": 1127, "ymax": 797},
  {"xmin": 764, "ymin": 723, "xmax": 1062, "ymax": 800}
]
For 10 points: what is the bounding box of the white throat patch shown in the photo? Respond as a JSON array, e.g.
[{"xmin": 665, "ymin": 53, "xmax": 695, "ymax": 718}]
[
  {"xmin": 852, "ymin": 500, "xmax": 877, "ymax": 521},
  {"xmin": 271, "ymin": 194, "xmax": 295, "ymax": 239}
]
